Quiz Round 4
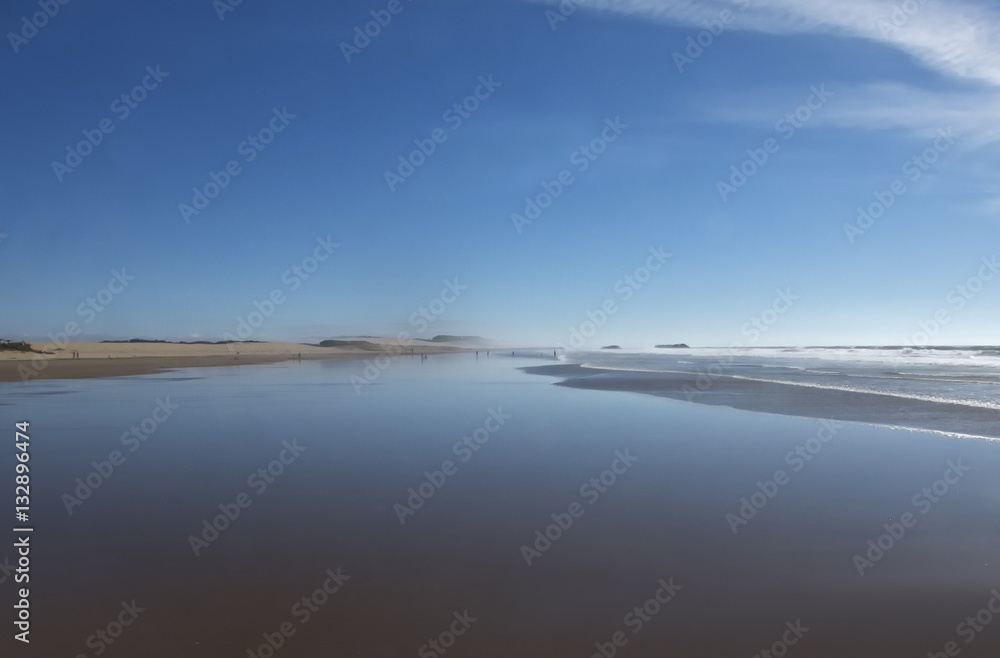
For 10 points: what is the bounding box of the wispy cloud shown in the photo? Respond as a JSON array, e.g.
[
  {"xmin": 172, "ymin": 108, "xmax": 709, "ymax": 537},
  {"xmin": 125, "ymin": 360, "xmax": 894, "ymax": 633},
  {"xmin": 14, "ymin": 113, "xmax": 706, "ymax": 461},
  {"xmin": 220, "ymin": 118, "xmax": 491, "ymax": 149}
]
[
  {"xmin": 523, "ymin": 0, "xmax": 1000, "ymax": 214},
  {"xmin": 699, "ymin": 82, "xmax": 1000, "ymax": 146},
  {"xmin": 525, "ymin": 0, "xmax": 999, "ymax": 88}
]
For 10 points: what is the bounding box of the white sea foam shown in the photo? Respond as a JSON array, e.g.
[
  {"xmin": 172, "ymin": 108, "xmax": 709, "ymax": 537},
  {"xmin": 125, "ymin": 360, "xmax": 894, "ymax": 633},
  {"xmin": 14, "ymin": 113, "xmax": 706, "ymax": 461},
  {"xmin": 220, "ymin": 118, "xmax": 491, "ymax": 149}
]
[{"xmin": 570, "ymin": 346, "xmax": 1000, "ymax": 369}]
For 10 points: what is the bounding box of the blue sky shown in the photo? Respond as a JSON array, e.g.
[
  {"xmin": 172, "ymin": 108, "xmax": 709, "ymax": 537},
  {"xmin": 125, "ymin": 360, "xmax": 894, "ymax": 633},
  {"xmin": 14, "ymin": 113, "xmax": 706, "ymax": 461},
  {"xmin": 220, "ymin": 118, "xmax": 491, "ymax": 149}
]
[{"xmin": 2, "ymin": 0, "xmax": 998, "ymax": 347}]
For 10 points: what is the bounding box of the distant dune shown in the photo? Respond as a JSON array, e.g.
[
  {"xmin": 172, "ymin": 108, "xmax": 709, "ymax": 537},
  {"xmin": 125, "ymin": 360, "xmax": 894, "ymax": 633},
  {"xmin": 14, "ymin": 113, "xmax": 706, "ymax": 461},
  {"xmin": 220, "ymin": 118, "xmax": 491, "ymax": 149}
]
[
  {"xmin": 430, "ymin": 335, "xmax": 491, "ymax": 345},
  {"xmin": 0, "ymin": 339, "xmax": 469, "ymax": 382}
]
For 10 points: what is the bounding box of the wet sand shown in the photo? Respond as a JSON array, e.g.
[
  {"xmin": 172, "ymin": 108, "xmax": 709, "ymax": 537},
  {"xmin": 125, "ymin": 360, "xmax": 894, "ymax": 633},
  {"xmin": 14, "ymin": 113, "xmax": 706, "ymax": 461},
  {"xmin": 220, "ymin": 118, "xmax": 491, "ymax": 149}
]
[
  {"xmin": 10, "ymin": 356, "xmax": 1000, "ymax": 656},
  {"xmin": 524, "ymin": 363, "xmax": 1000, "ymax": 440}
]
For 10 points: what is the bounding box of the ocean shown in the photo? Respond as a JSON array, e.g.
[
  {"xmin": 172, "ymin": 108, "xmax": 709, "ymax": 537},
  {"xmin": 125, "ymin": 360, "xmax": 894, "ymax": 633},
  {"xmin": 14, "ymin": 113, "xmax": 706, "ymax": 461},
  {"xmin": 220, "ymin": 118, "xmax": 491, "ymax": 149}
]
[{"xmin": 533, "ymin": 346, "xmax": 1000, "ymax": 440}]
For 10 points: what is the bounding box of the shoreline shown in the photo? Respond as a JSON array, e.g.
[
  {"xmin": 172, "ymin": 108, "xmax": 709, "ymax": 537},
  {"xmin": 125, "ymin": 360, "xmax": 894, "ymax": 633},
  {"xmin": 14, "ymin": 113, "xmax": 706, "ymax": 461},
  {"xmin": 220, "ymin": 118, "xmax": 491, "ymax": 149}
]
[
  {"xmin": 22, "ymin": 349, "xmax": 1000, "ymax": 656},
  {"xmin": 0, "ymin": 340, "xmax": 468, "ymax": 383},
  {"xmin": 522, "ymin": 363, "xmax": 1000, "ymax": 441}
]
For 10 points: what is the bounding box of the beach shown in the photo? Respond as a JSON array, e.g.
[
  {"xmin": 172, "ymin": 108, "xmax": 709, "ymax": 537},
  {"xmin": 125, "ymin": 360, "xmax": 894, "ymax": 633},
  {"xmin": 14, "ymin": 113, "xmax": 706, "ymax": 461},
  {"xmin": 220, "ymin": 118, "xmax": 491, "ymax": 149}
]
[
  {"xmin": 0, "ymin": 339, "xmax": 465, "ymax": 382},
  {"xmin": 6, "ymin": 353, "xmax": 1000, "ymax": 656}
]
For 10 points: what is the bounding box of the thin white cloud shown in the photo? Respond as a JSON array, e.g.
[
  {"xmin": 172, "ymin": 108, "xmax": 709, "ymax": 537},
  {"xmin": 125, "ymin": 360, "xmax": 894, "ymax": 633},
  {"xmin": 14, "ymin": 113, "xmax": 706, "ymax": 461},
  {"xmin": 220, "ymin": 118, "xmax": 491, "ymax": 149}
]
[
  {"xmin": 527, "ymin": 0, "xmax": 1000, "ymax": 88},
  {"xmin": 700, "ymin": 82, "xmax": 1000, "ymax": 146},
  {"xmin": 524, "ymin": 0, "xmax": 1000, "ymax": 213},
  {"xmin": 820, "ymin": 84, "xmax": 1000, "ymax": 145}
]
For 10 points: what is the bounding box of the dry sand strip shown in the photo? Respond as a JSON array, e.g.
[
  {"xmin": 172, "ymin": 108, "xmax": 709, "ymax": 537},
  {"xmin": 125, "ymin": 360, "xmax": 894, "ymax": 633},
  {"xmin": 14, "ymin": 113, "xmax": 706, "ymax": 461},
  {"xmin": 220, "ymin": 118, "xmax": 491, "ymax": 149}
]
[{"xmin": 0, "ymin": 340, "xmax": 466, "ymax": 382}]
